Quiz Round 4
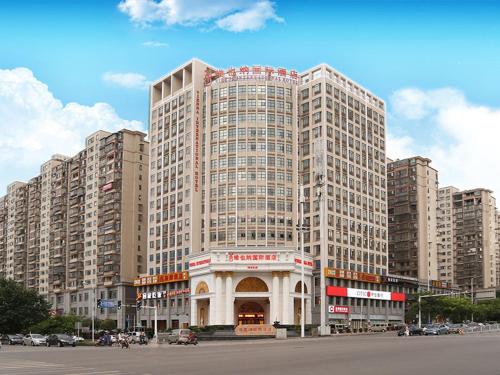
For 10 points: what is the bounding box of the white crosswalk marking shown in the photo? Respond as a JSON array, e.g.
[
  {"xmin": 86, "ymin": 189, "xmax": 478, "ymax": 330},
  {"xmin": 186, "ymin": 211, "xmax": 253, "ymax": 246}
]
[{"xmin": 0, "ymin": 359, "xmax": 127, "ymax": 375}]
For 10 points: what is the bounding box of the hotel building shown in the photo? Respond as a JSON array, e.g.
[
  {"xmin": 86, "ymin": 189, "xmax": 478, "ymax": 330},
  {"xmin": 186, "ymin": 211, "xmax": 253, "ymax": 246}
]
[
  {"xmin": 0, "ymin": 130, "xmax": 148, "ymax": 329},
  {"xmin": 143, "ymin": 58, "xmax": 397, "ymax": 331}
]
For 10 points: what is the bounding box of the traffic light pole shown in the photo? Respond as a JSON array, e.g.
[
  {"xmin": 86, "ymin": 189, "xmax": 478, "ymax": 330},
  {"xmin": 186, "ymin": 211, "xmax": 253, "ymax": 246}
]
[
  {"xmin": 129, "ymin": 301, "xmax": 158, "ymax": 343},
  {"xmin": 418, "ymin": 291, "xmax": 465, "ymax": 328}
]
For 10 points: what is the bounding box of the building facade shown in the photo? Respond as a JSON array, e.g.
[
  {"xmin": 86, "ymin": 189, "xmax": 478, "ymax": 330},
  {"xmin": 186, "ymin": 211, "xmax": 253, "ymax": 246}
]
[
  {"xmin": 145, "ymin": 59, "xmax": 389, "ymax": 329},
  {"xmin": 437, "ymin": 186, "xmax": 459, "ymax": 286},
  {"xmin": 0, "ymin": 130, "xmax": 149, "ymax": 329},
  {"xmin": 387, "ymin": 157, "xmax": 438, "ymax": 280},
  {"xmin": 453, "ymin": 189, "xmax": 497, "ymax": 290}
]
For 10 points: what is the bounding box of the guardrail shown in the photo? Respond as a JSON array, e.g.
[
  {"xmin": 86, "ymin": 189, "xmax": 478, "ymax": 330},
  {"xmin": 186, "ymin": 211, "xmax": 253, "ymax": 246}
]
[{"xmin": 463, "ymin": 324, "xmax": 500, "ymax": 334}]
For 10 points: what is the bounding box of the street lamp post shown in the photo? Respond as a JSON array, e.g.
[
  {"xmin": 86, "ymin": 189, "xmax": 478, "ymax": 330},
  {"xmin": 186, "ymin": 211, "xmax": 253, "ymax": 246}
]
[
  {"xmin": 314, "ymin": 139, "xmax": 330, "ymax": 336},
  {"xmin": 296, "ymin": 184, "xmax": 308, "ymax": 338}
]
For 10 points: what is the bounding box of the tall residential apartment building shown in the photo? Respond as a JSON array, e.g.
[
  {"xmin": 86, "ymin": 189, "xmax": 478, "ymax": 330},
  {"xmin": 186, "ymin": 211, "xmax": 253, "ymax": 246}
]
[
  {"xmin": 145, "ymin": 58, "xmax": 390, "ymax": 330},
  {"xmin": 387, "ymin": 157, "xmax": 438, "ymax": 281},
  {"xmin": 496, "ymin": 210, "xmax": 500, "ymax": 287},
  {"xmin": 437, "ymin": 186, "xmax": 459, "ymax": 285},
  {"xmin": 453, "ymin": 189, "xmax": 497, "ymax": 290},
  {"xmin": 0, "ymin": 129, "xmax": 149, "ymax": 329}
]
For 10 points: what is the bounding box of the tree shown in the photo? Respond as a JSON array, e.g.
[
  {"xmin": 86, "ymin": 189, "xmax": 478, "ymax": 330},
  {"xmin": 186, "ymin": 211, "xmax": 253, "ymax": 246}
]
[
  {"xmin": 29, "ymin": 315, "xmax": 83, "ymax": 335},
  {"xmin": 100, "ymin": 319, "xmax": 117, "ymax": 331},
  {"xmin": 0, "ymin": 278, "xmax": 50, "ymax": 333}
]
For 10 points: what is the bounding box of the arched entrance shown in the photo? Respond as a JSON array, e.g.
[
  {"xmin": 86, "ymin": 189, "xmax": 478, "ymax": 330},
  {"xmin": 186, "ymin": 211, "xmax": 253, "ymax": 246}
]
[
  {"xmin": 294, "ymin": 281, "xmax": 308, "ymax": 325},
  {"xmin": 234, "ymin": 277, "xmax": 270, "ymax": 325},
  {"xmin": 237, "ymin": 301, "xmax": 265, "ymax": 325},
  {"xmin": 195, "ymin": 281, "xmax": 210, "ymax": 327}
]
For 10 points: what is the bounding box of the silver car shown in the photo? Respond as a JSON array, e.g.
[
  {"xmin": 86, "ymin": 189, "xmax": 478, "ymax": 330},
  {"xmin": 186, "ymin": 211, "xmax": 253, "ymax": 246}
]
[{"xmin": 23, "ymin": 333, "xmax": 46, "ymax": 346}]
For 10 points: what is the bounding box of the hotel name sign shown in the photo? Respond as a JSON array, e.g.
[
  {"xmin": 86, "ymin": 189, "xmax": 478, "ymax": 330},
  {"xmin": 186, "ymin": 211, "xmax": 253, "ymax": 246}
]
[{"xmin": 205, "ymin": 66, "xmax": 299, "ymax": 86}]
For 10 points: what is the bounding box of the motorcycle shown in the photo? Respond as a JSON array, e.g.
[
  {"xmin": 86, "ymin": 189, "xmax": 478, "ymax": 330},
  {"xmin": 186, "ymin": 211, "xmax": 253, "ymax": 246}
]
[
  {"xmin": 184, "ymin": 332, "xmax": 198, "ymax": 346},
  {"xmin": 139, "ymin": 335, "xmax": 148, "ymax": 345},
  {"xmin": 119, "ymin": 337, "xmax": 130, "ymax": 349}
]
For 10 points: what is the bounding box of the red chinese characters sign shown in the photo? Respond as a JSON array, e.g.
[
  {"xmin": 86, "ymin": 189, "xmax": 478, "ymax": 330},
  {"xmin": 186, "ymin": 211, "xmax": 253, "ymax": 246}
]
[
  {"xmin": 235, "ymin": 324, "xmax": 276, "ymax": 336},
  {"xmin": 193, "ymin": 90, "xmax": 201, "ymax": 193},
  {"xmin": 228, "ymin": 253, "xmax": 278, "ymax": 262},
  {"xmin": 204, "ymin": 66, "xmax": 299, "ymax": 86}
]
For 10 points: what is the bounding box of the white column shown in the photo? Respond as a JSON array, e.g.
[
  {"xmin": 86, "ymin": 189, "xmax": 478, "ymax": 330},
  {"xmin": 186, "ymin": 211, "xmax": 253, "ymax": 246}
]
[
  {"xmin": 215, "ymin": 273, "xmax": 223, "ymax": 325},
  {"xmin": 282, "ymin": 272, "xmax": 290, "ymax": 324},
  {"xmin": 272, "ymin": 272, "xmax": 280, "ymax": 323},
  {"xmin": 225, "ymin": 273, "xmax": 233, "ymax": 326},
  {"xmin": 190, "ymin": 298, "xmax": 198, "ymax": 326},
  {"xmin": 305, "ymin": 298, "xmax": 312, "ymax": 324},
  {"xmin": 209, "ymin": 296, "xmax": 217, "ymax": 326}
]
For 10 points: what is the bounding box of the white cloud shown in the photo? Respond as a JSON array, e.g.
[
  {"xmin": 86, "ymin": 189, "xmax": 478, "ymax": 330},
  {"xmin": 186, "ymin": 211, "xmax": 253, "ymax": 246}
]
[
  {"xmin": 386, "ymin": 133, "xmax": 415, "ymax": 161},
  {"xmin": 118, "ymin": 0, "xmax": 283, "ymax": 32},
  {"xmin": 216, "ymin": 1, "xmax": 283, "ymax": 32},
  {"xmin": 389, "ymin": 87, "xmax": 500, "ymax": 197},
  {"xmin": 0, "ymin": 67, "xmax": 143, "ymax": 192},
  {"xmin": 142, "ymin": 40, "xmax": 168, "ymax": 47},
  {"xmin": 102, "ymin": 71, "xmax": 150, "ymax": 89}
]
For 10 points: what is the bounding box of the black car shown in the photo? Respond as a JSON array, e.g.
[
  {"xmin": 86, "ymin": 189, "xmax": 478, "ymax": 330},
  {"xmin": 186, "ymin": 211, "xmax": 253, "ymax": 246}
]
[
  {"xmin": 1, "ymin": 334, "xmax": 24, "ymax": 345},
  {"xmin": 398, "ymin": 325, "xmax": 424, "ymax": 336},
  {"xmin": 46, "ymin": 334, "xmax": 76, "ymax": 347}
]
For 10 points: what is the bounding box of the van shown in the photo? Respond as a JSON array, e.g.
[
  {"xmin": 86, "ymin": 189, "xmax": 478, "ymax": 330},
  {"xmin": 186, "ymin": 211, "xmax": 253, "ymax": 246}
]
[{"xmin": 369, "ymin": 323, "xmax": 388, "ymax": 332}]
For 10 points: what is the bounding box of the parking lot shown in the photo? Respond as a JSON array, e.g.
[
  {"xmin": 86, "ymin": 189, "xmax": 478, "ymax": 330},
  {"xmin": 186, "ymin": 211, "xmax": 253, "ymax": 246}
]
[{"xmin": 1, "ymin": 331, "xmax": 500, "ymax": 375}]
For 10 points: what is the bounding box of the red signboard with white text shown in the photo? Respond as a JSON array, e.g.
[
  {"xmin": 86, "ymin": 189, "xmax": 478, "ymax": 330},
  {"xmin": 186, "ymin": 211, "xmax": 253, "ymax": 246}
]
[
  {"xmin": 326, "ymin": 286, "xmax": 406, "ymax": 302},
  {"xmin": 328, "ymin": 305, "xmax": 350, "ymax": 314}
]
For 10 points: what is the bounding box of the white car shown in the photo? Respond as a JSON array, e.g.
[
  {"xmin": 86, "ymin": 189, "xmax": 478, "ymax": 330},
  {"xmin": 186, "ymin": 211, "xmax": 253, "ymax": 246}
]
[
  {"xmin": 23, "ymin": 334, "xmax": 47, "ymax": 346},
  {"xmin": 72, "ymin": 336, "xmax": 85, "ymax": 342}
]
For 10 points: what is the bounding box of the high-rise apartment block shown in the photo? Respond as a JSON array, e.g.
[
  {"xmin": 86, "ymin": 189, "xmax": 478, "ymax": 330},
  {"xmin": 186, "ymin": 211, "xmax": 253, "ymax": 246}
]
[
  {"xmin": 437, "ymin": 186, "xmax": 459, "ymax": 285},
  {"xmin": 144, "ymin": 59, "xmax": 393, "ymax": 330},
  {"xmin": 453, "ymin": 189, "xmax": 497, "ymax": 290},
  {"xmin": 387, "ymin": 157, "xmax": 438, "ymax": 280},
  {"xmin": 0, "ymin": 129, "xmax": 149, "ymax": 328},
  {"xmin": 496, "ymin": 210, "xmax": 500, "ymax": 287}
]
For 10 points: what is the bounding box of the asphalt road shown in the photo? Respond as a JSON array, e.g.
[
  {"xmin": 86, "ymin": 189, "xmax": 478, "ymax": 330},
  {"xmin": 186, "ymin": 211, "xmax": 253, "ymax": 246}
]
[{"xmin": 1, "ymin": 332, "xmax": 500, "ymax": 375}]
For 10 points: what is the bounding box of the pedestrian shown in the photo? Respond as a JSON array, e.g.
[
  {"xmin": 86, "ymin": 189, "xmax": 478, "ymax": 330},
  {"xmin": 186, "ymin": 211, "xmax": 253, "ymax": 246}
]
[{"xmin": 405, "ymin": 325, "xmax": 410, "ymax": 337}]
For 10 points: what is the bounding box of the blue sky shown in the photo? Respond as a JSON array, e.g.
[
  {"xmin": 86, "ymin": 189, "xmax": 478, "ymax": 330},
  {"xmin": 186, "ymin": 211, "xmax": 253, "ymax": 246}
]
[{"xmin": 1, "ymin": 0, "xmax": 500, "ymax": 195}]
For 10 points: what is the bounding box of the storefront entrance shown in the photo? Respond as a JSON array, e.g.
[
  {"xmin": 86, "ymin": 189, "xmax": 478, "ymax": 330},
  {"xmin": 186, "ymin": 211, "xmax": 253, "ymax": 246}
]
[{"xmin": 237, "ymin": 301, "xmax": 265, "ymax": 325}]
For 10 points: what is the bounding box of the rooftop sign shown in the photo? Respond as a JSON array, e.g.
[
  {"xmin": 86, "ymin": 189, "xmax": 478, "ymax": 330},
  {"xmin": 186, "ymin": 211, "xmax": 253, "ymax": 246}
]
[{"xmin": 204, "ymin": 66, "xmax": 299, "ymax": 86}]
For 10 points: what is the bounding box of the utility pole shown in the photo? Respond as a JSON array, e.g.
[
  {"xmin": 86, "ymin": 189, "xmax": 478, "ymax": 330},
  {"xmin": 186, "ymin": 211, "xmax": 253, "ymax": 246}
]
[
  {"xmin": 298, "ymin": 184, "xmax": 306, "ymax": 338},
  {"xmin": 471, "ymin": 277, "xmax": 474, "ymax": 322}
]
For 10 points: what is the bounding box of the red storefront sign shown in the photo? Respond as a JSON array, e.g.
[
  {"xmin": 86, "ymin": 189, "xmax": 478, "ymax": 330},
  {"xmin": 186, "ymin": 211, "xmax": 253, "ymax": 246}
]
[
  {"xmin": 326, "ymin": 286, "xmax": 406, "ymax": 302},
  {"xmin": 324, "ymin": 267, "xmax": 381, "ymax": 284},
  {"xmin": 294, "ymin": 258, "xmax": 313, "ymax": 267},
  {"xmin": 134, "ymin": 271, "xmax": 189, "ymax": 286},
  {"xmin": 328, "ymin": 305, "xmax": 350, "ymax": 314}
]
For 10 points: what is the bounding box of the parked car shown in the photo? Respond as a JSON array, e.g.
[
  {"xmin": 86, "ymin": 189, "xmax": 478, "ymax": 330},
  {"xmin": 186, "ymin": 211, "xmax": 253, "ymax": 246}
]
[
  {"xmin": 167, "ymin": 329, "xmax": 193, "ymax": 345},
  {"xmin": 424, "ymin": 324, "xmax": 449, "ymax": 335},
  {"xmin": 0, "ymin": 334, "xmax": 24, "ymax": 345},
  {"xmin": 369, "ymin": 323, "xmax": 388, "ymax": 332},
  {"xmin": 72, "ymin": 336, "xmax": 85, "ymax": 342},
  {"xmin": 23, "ymin": 333, "xmax": 46, "ymax": 346},
  {"xmin": 46, "ymin": 334, "xmax": 76, "ymax": 347},
  {"xmin": 397, "ymin": 325, "xmax": 424, "ymax": 336}
]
